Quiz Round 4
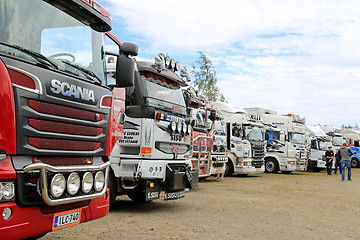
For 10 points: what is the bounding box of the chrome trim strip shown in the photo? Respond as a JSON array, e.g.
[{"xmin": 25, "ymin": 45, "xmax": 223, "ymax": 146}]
[
  {"xmin": 99, "ymin": 95, "xmax": 113, "ymax": 109},
  {"xmin": 23, "ymin": 162, "xmax": 110, "ymax": 206}
]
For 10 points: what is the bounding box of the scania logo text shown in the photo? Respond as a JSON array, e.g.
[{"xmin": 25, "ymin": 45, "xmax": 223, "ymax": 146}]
[{"xmin": 50, "ymin": 79, "xmax": 95, "ymax": 102}]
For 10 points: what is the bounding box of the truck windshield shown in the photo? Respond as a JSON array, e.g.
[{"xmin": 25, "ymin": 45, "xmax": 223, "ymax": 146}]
[
  {"xmin": 319, "ymin": 140, "xmax": 332, "ymax": 151},
  {"xmin": 214, "ymin": 121, "xmax": 226, "ymax": 136},
  {"xmin": 244, "ymin": 125, "xmax": 265, "ymax": 142},
  {"xmin": 289, "ymin": 132, "xmax": 307, "ymax": 144},
  {"xmin": 332, "ymin": 136, "xmax": 346, "ymax": 146},
  {"xmin": 142, "ymin": 76, "xmax": 187, "ymax": 115},
  {"xmin": 0, "ymin": 0, "xmax": 106, "ymax": 83}
]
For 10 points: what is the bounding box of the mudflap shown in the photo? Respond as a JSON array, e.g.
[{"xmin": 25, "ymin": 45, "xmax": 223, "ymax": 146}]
[
  {"xmin": 188, "ymin": 169, "xmax": 198, "ymax": 188},
  {"xmin": 164, "ymin": 165, "xmax": 186, "ymax": 200},
  {"xmin": 145, "ymin": 180, "xmax": 161, "ymax": 201}
]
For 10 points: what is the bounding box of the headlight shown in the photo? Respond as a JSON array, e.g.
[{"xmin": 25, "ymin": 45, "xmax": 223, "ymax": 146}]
[
  {"xmin": 67, "ymin": 173, "xmax": 80, "ymax": 195},
  {"xmin": 177, "ymin": 122, "xmax": 182, "ymax": 132},
  {"xmin": 50, "ymin": 173, "xmax": 66, "ymax": 198},
  {"xmin": 94, "ymin": 171, "xmax": 105, "ymax": 192},
  {"xmin": 82, "ymin": 172, "xmax": 93, "ymax": 194},
  {"xmin": 2, "ymin": 182, "xmax": 15, "ymax": 200}
]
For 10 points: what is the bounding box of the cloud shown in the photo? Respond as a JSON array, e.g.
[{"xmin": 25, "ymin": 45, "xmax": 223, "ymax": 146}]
[{"xmin": 100, "ymin": 0, "xmax": 360, "ymax": 126}]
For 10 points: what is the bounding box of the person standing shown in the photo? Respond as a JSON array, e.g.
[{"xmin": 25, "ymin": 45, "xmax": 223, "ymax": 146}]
[
  {"xmin": 339, "ymin": 142, "xmax": 353, "ymax": 181},
  {"xmin": 325, "ymin": 146, "xmax": 334, "ymax": 175},
  {"xmin": 334, "ymin": 149, "xmax": 341, "ymax": 175}
]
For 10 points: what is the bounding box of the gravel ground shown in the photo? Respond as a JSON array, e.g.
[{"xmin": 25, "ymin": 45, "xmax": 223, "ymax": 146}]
[{"xmin": 43, "ymin": 169, "xmax": 360, "ymax": 240}]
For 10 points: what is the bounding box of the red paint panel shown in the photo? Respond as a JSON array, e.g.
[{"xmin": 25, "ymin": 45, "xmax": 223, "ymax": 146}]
[
  {"xmin": 28, "ymin": 99, "xmax": 101, "ymax": 122},
  {"xmin": 0, "ymin": 61, "xmax": 16, "ymax": 154},
  {"xmin": 28, "ymin": 119, "xmax": 102, "ymax": 136},
  {"xmin": 101, "ymin": 96, "xmax": 112, "ymax": 107},
  {"xmin": 28, "ymin": 137, "xmax": 100, "ymax": 151},
  {"xmin": 0, "ymin": 155, "xmax": 16, "ymax": 179},
  {"xmin": 7, "ymin": 68, "xmax": 36, "ymax": 89}
]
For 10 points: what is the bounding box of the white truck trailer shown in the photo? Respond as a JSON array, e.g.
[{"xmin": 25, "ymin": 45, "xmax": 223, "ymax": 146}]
[
  {"xmin": 245, "ymin": 108, "xmax": 309, "ymax": 173},
  {"xmin": 212, "ymin": 103, "xmax": 266, "ymax": 176}
]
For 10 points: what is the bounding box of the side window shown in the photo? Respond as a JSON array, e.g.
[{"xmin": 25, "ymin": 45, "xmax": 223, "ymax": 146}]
[
  {"xmin": 104, "ymin": 34, "xmax": 120, "ymax": 85},
  {"xmin": 311, "ymin": 140, "xmax": 317, "ymax": 149},
  {"xmin": 232, "ymin": 124, "xmax": 242, "ymax": 138},
  {"xmin": 355, "ymin": 141, "xmax": 360, "ymax": 147}
]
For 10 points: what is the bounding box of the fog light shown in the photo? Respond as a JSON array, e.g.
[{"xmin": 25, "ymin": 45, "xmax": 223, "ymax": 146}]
[
  {"xmin": 170, "ymin": 121, "xmax": 176, "ymax": 132},
  {"xmin": 82, "ymin": 172, "xmax": 93, "ymax": 194},
  {"xmin": 67, "ymin": 173, "xmax": 80, "ymax": 195},
  {"xmin": 177, "ymin": 122, "xmax": 182, "ymax": 132},
  {"xmin": 2, "ymin": 207, "xmax": 12, "ymax": 220},
  {"xmin": 187, "ymin": 125, "xmax": 192, "ymax": 135},
  {"xmin": 94, "ymin": 171, "xmax": 105, "ymax": 192},
  {"xmin": 2, "ymin": 182, "xmax": 15, "ymax": 200},
  {"xmin": 50, "ymin": 174, "xmax": 66, "ymax": 198}
]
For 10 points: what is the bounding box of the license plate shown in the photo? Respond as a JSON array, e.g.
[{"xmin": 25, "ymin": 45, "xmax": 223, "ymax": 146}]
[
  {"xmin": 256, "ymin": 168, "xmax": 261, "ymax": 172},
  {"xmin": 164, "ymin": 190, "xmax": 185, "ymax": 200},
  {"xmin": 52, "ymin": 208, "xmax": 81, "ymax": 231},
  {"xmin": 170, "ymin": 133, "xmax": 183, "ymax": 142}
]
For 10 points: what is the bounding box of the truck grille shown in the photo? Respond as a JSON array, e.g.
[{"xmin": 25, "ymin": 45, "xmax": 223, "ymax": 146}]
[
  {"xmin": 252, "ymin": 146, "xmax": 265, "ymax": 159},
  {"xmin": 15, "ymin": 98, "xmax": 110, "ymax": 156},
  {"xmin": 213, "ymin": 145, "xmax": 226, "ymax": 153},
  {"xmin": 252, "ymin": 159, "xmax": 264, "ymax": 168}
]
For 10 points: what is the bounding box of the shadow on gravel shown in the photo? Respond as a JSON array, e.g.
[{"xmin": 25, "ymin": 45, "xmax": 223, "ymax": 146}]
[{"xmin": 110, "ymin": 199, "xmax": 175, "ymax": 213}]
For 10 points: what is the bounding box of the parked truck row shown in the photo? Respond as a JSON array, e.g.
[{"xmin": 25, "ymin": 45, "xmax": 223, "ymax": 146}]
[{"xmin": 0, "ymin": 1, "xmax": 357, "ymax": 239}]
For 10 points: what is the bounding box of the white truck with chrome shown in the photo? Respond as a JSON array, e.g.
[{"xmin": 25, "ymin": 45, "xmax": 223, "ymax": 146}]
[
  {"xmin": 105, "ymin": 49, "xmax": 194, "ymax": 203},
  {"xmin": 212, "ymin": 103, "xmax": 266, "ymax": 176},
  {"xmin": 245, "ymin": 108, "xmax": 308, "ymax": 173}
]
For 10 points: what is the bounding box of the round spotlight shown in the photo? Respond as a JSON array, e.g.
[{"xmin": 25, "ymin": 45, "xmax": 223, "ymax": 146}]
[
  {"xmin": 187, "ymin": 125, "xmax": 192, "ymax": 135},
  {"xmin": 182, "ymin": 124, "xmax": 187, "ymax": 134},
  {"xmin": 2, "ymin": 182, "xmax": 15, "ymax": 200},
  {"xmin": 50, "ymin": 174, "xmax": 66, "ymax": 198},
  {"xmin": 2, "ymin": 207, "xmax": 12, "ymax": 220},
  {"xmin": 170, "ymin": 121, "xmax": 176, "ymax": 132},
  {"xmin": 177, "ymin": 122, "xmax": 182, "ymax": 132},
  {"xmin": 67, "ymin": 173, "xmax": 80, "ymax": 195},
  {"xmin": 158, "ymin": 52, "xmax": 166, "ymax": 61},
  {"xmin": 94, "ymin": 171, "xmax": 105, "ymax": 192},
  {"xmin": 165, "ymin": 56, "xmax": 171, "ymax": 67},
  {"xmin": 82, "ymin": 172, "xmax": 94, "ymax": 194},
  {"xmin": 170, "ymin": 59, "xmax": 175, "ymax": 69},
  {"xmin": 175, "ymin": 62, "xmax": 180, "ymax": 71}
]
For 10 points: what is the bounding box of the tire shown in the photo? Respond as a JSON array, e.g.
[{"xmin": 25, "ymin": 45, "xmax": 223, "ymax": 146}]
[
  {"xmin": 127, "ymin": 189, "xmax": 148, "ymax": 203},
  {"xmin": 265, "ymin": 158, "xmax": 279, "ymax": 173},
  {"xmin": 351, "ymin": 158, "xmax": 359, "ymax": 168},
  {"xmin": 306, "ymin": 160, "xmax": 311, "ymax": 172},
  {"xmin": 224, "ymin": 161, "xmax": 234, "ymax": 177},
  {"xmin": 108, "ymin": 170, "xmax": 117, "ymax": 206}
]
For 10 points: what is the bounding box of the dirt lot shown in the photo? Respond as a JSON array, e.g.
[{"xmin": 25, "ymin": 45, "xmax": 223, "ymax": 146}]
[{"xmin": 43, "ymin": 169, "xmax": 360, "ymax": 240}]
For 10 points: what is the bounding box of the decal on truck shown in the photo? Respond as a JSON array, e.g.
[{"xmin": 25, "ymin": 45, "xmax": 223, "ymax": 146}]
[{"xmin": 50, "ymin": 79, "xmax": 95, "ymax": 102}]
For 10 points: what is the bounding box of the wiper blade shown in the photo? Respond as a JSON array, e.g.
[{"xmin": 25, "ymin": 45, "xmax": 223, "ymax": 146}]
[
  {"xmin": 61, "ymin": 60, "xmax": 102, "ymax": 84},
  {"xmin": 0, "ymin": 41, "xmax": 58, "ymax": 70}
]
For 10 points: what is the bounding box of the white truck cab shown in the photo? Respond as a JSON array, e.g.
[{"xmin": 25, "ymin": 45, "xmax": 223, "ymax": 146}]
[
  {"xmin": 245, "ymin": 108, "xmax": 309, "ymax": 173},
  {"xmin": 212, "ymin": 103, "xmax": 266, "ymax": 176}
]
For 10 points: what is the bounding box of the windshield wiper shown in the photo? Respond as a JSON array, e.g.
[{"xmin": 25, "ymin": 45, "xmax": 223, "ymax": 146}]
[
  {"xmin": 61, "ymin": 60, "xmax": 102, "ymax": 84},
  {"xmin": 0, "ymin": 42, "xmax": 58, "ymax": 70}
]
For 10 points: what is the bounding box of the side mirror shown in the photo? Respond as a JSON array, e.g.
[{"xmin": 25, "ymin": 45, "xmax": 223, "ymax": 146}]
[
  {"xmin": 115, "ymin": 42, "xmax": 138, "ymax": 88},
  {"xmin": 265, "ymin": 132, "xmax": 270, "ymax": 141},
  {"xmin": 209, "ymin": 110, "xmax": 216, "ymax": 121}
]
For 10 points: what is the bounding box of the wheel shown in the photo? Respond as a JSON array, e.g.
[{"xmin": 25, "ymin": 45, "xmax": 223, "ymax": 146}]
[
  {"xmin": 224, "ymin": 161, "xmax": 234, "ymax": 177},
  {"xmin": 107, "ymin": 170, "xmax": 117, "ymax": 206},
  {"xmin": 351, "ymin": 158, "xmax": 359, "ymax": 168},
  {"xmin": 127, "ymin": 189, "xmax": 148, "ymax": 203},
  {"xmin": 265, "ymin": 158, "xmax": 279, "ymax": 173}
]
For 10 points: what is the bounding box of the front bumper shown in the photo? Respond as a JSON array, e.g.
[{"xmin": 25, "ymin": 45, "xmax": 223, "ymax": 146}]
[
  {"xmin": 234, "ymin": 165, "xmax": 265, "ymax": 174},
  {"xmin": 0, "ymin": 189, "xmax": 109, "ymax": 240}
]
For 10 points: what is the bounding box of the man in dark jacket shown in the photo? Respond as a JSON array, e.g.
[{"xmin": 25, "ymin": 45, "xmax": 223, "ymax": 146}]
[
  {"xmin": 334, "ymin": 149, "xmax": 341, "ymax": 174},
  {"xmin": 325, "ymin": 146, "xmax": 334, "ymax": 175},
  {"xmin": 339, "ymin": 142, "xmax": 353, "ymax": 181}
]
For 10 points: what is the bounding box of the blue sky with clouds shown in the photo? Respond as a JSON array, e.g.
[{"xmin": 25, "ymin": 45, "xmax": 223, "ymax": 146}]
[{"xmin": 98, "ymin": 0, "xmax": 360, "ymax": 127}]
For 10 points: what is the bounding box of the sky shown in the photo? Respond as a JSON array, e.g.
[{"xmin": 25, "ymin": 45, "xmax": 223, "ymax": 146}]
[{"xmin": 98, "ymin": 0, "xmax": 360, "ymax": 127}]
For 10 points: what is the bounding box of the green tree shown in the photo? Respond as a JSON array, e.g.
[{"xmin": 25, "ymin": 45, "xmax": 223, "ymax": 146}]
[{"xmin": 191, "ymin": 52, "xmax": 225, "ymax": 102}]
